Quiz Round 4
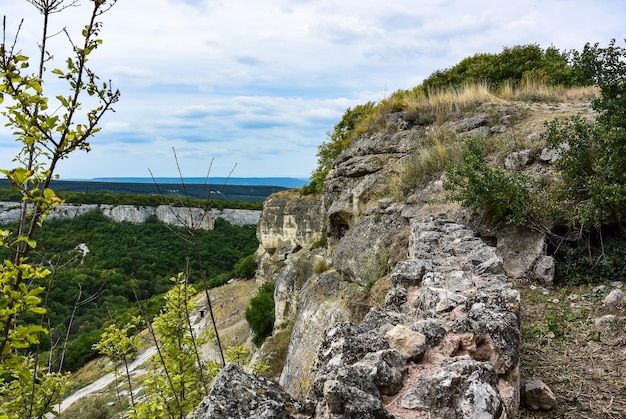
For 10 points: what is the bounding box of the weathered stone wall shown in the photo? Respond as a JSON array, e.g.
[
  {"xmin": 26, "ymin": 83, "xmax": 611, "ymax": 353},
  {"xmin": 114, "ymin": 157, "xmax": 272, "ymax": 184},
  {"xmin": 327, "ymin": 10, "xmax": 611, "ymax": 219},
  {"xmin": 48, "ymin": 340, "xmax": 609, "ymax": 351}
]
[
  {"xmin": 197, "ymin": 213, "xmax": 523, "ymax": 419},
  {"xmin": 307, "ymin": 214, "xmax": 520, "ymax": 418}
]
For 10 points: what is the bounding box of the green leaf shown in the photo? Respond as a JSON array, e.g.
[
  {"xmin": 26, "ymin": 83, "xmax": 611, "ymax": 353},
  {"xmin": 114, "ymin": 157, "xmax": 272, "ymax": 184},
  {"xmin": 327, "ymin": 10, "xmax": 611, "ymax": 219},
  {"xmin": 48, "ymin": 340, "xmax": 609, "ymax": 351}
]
[
  {"xmin": 43, "ymin": 188, "xmax": 56, "ymax": 200},
  {"xmin": 16, "ymin": 236, "xmax": 37, "ymax": 249}
]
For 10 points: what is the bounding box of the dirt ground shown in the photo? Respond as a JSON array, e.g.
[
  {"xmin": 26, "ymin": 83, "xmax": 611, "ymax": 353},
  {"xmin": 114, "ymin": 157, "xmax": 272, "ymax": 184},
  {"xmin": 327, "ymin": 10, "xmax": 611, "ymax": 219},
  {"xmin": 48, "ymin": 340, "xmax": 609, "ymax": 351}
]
[{"xmin": 516, "ymin": 280, "xmax": 626, "ymax": 418}]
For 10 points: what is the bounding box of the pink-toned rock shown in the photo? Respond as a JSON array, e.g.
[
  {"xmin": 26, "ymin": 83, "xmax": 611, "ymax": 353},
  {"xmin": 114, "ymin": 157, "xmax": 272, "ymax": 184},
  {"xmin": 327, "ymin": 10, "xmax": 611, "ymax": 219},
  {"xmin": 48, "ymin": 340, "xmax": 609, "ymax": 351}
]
[
  {"xmin": 522, "ymin": 378, "xmax": 557, "ymax": 410},
  {"xmin": 384, "ymin": 324, "xmax": 427, "ymax": 361}
]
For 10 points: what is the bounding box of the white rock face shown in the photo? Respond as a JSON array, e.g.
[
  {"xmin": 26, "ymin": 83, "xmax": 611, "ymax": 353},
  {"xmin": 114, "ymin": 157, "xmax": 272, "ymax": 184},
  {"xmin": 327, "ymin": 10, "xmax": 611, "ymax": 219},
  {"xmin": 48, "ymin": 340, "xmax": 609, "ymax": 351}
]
[
  {"xmin": 0, "ymin": 202, "xmax": 23, "ymax": 224},
  {"xmin": 213, "ymin": 208, "xmax": 262, "ymax": 227},
  {"xmin": 256, "ymin": 191, "xmax": 325, "ymax": 258},
  {"xmin": 0, "ymin": 202, "xmax": 260, "ymax": 229}
]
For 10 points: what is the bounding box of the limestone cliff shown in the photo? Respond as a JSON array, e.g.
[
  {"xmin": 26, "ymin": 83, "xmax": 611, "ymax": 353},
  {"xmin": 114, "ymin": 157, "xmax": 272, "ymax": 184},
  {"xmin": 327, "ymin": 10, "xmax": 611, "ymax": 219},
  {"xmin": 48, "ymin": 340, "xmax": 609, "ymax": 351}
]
[
  {"xmin": 0, "ymin": 202, "xmax": 260, "ymax": 228},
  {"xmin": 197, "ymin": 100, "xmax": 592, "ymax": 418}
]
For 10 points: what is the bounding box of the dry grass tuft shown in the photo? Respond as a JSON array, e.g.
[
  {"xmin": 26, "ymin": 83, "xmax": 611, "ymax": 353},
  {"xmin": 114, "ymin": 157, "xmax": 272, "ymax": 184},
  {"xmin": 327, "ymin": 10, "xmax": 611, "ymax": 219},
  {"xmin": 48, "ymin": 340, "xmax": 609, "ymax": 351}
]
[
  {"xmin": 59, "ymin": 394, "xmax": 122, "ymax": 419},
  {"xmin": 499, "ymin": 82, "xmax": 599, "ymax": 103},
  {"xmin": 255, "ymin": 321, "xmax": 294, "ymax": 380},
  {"xmin": 420, "ymin": 82, "xmax": 499, "ymax": 116},
  {"xmin": 64, "ymin": 357, "xmax": 111, "ymax": 396},
  {"xmin": 391, "ymin": 127, "xmax": 463, "ymax": 197},
  {"xmin": 354, "ymin": 82, "xmax": 598, "ymax": 144},
  {"xmin": 368, "ymin": 275, "xmax": 392, "ymax": 309}
]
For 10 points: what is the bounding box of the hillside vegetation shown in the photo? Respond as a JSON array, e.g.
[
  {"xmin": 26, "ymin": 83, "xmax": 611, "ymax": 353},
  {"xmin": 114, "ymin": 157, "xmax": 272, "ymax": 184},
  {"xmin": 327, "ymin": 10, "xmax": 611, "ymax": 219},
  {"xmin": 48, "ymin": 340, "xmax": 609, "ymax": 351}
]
[
  {"xmin": 303, "ymin": 43, "xmax": 596, "ymax": 195},
  {"xmin": 0, "ymin": 183, "xmax": 265, "ymax": 210},
  {"xmin": 0, "ymin": 211, "xmax": 258, "ymax": 372}
]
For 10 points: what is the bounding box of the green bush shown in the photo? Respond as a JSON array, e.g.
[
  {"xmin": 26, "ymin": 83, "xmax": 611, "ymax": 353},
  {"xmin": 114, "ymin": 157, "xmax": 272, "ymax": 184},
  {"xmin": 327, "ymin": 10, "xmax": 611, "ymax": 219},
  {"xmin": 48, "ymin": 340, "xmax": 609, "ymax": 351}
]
[
  {"xmin": 553, "ymin": 229, "xmax": 626, "ymax": 285},
  {"xmin": 206, "ymin": 272, "xmax": 231, "ymax": 289},
  {"xmin": 0, "ymin": 185, "xmax": 265, "ymax": 209},
  {"xmin": 543, "ymin": 40, "xmax": 626, "ymax": 229},
  {"xmin": 232, "ymin": 254, "xmax": 257, "ymax": 279},
  {"xmin": 359, "ymin": 246, "xmax": 389, "ymax": 293},
  {"xmin": 420, "ymin": 44, "xmax": 592, "ymax": 91},
  {"xmin": 443, "ymin": 137, "xmax": 535, "ymax": 225},
  {"xmin": 0, "ymin": 211, "xmax": 258, "ymax": 371},
  {"xmin": 245, "ymin": 282, "xmax": 275, "ymax": 347}
]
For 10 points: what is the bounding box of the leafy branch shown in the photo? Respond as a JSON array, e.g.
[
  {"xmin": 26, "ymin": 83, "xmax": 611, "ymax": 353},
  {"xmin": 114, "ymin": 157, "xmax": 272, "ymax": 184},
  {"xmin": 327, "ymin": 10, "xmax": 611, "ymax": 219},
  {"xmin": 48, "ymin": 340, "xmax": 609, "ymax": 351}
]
[{"xmin": 0, "ymin": 1, "xmax": 119, "ymax": 417}]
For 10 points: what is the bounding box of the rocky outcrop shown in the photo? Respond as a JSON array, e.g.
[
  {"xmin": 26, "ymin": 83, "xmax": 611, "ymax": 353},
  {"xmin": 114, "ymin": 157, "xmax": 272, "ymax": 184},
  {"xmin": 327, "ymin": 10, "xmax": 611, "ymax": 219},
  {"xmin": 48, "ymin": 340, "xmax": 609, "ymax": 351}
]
[
  {"xmin": 196, "ymin": 212, "xmax": 521, "ymax": 418},
  {"xmin": 196, "ymin": 109, "xmax": 570, "ymax": 418},
  {"xmin": 0, "ymin": 201, "xmax": 260, "ymax": 228},
  {"xmin": 332, "ymin": 208, "xmax": 409, "ymax": 286},
  {"xmin": 256, "ymin": 190, "xmax": 325, "ymax": 259},
  {"xmin": 193, "ymin": 364, "xmax": 308, "ymax": 418},
  {"xmin": 306, "ymin": 215, "xmax": 520, "ymax": 418},
  {"xmin": 279, "ymin": 270, "xmax": 366, "ymax": 399},
  {"xmin": 323, "ymin": 127, "xmax": 419, "ymax": 237}
]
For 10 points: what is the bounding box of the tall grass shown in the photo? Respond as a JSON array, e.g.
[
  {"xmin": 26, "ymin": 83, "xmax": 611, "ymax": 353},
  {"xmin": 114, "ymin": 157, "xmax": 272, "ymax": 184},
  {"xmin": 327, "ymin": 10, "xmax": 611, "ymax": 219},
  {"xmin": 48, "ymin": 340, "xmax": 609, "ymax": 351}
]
[
  {"xmin": 419, "ymin": 82, "xmax": 499, "ymax": 115},
  {"xmin": 499, "ymin": 81, "xmax": 598, "ymax": 102},
  {"xmin": 391, "ymin": 127, "xmax": 464, "ymax": 197},
  {"xmin": 312, "ymin": 81, "xmax": 599, "ymax": 197},
  {"xmin": 356, "ymin": 82, "xmax": 497, "ymax": 134},
  {"xmin": 354, "ymin": 82, "xmax": 598, "ymax": 141}
]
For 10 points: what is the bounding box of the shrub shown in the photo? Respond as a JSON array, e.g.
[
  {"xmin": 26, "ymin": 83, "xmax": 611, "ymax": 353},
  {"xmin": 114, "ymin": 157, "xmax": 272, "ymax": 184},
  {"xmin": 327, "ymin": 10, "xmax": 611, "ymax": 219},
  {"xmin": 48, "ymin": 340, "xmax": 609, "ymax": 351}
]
[
  {"xmin": 245, "ymin": 282, "xmax": 275, "ymax": 346},
  {"xmin": 359, "ymin": 245, "xmax": 389, "ymax": 294},
  {"xmin": 206, "ymin": 272, "xmax": 230, "ymax": 289},
  {"xmin": 444, "ymin": 137, "xmax": 535, "ymax": 225},
  {"xmin": 420, "ymin": 44, "xmax": 592, "ymax": 91},
  {"xmin": 553, "ymin": 229, "xmax": 626, "ymax": 285},
  {"xmin": 232, "ymin": 254, "xmax": 257, "ymax": 279},
  {"xmin": 313, "ymin": 259, "xmax": 331, "ymax": 274},
  {"xmin": 544, "ymin": 40, "xmax": 626, "ymax": 230}
]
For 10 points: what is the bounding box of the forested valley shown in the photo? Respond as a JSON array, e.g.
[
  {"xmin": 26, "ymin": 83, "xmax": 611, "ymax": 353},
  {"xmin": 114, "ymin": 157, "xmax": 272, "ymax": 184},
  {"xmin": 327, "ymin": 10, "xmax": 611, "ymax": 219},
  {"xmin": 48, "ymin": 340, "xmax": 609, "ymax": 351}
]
[{"xmin": 0, "ymin": 209, "xmax": 258, "ymax": 372}]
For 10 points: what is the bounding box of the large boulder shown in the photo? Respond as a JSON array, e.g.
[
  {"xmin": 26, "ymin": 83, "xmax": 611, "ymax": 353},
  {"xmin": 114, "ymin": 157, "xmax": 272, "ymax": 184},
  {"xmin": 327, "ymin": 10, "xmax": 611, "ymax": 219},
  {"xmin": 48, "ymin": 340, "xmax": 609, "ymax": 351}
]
[
  {"xmin": 493, "ymin": 225, "xmax": 554, "ymax": 284},
  {"xmin": 256, "ymin": 190, "xmax": 325, "ymax": 262},
  {"xmin": 193, "ymin": 364, "xmax": 306, "ymax": 419}
]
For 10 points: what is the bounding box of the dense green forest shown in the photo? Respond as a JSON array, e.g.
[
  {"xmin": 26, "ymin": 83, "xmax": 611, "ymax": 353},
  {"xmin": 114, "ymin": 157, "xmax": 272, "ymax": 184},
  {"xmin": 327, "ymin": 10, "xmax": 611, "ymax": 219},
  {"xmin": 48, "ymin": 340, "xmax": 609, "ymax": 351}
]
[{"xmin": 0, "ymin": 211, "xmax": 258, "ymax": 371}]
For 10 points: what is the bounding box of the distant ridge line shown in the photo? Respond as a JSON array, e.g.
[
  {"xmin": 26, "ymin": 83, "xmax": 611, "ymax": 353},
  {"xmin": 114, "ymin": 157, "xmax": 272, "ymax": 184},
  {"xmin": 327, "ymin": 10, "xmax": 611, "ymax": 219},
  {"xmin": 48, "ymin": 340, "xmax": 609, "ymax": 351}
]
[{"xmin": 88, "ymin": 177, "xmax": 309, "ymax": 188}]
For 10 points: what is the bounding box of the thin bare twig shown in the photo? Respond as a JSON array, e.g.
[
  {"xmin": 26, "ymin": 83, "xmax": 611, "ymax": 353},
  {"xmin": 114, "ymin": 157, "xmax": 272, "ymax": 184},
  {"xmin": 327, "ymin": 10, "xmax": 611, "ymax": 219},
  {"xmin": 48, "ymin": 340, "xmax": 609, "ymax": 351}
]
[{"xmin": 131, "ymin": 287, "xmax": 179, "ymax": 419}]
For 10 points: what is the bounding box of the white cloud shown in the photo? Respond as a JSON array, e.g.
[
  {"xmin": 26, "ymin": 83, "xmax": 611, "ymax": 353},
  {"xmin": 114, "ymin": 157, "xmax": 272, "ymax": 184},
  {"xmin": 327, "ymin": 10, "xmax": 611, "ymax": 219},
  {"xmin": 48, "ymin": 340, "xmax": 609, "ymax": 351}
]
[{"xmin": 0, "ymin": 0, "xmax": 624, "ymax": 179}]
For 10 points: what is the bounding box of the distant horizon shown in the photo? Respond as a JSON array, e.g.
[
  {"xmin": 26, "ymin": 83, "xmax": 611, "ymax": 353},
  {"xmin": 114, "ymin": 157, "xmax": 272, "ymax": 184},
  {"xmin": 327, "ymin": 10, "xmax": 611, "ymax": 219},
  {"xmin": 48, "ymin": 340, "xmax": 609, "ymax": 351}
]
[
  {"xmin": 2, "ymin": 2, "xmax": 623, "ymax": 183},
  {"xmin": 65, "ymin": 177, "xmax": 310, "ymax": 188}
]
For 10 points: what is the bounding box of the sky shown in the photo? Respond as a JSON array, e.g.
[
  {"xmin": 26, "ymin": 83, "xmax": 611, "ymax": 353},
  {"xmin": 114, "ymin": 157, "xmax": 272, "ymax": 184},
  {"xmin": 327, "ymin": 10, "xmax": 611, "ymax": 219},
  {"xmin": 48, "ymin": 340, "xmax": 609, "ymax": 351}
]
[{"xmin": 0, "ymin": 0, "xmax": 624, "ymax": 180}]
